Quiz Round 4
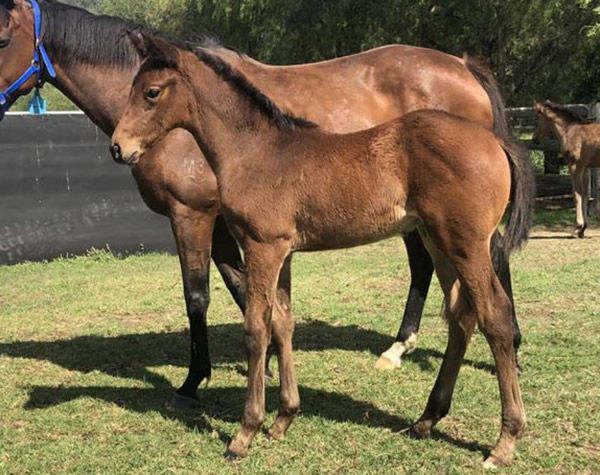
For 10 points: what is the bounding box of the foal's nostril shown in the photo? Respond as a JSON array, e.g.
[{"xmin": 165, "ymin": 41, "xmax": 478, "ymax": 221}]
[{"xmin": 110, "ymin": 143, "xmax": 122, "ymax": 162}]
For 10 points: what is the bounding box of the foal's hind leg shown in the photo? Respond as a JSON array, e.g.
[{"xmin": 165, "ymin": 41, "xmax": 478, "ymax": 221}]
[
  {"xmin": 411, "ymin": 247, "xmax": 476, "ymax": 437},
  {"xmin": 413, "ymin": 237, "xmax": 525, "ymax": 468},
  {"xmin": 376, "ymin": 231, "xmax": 433, "ymax": 370},
  {"xmin": 491, "ymin": 231, "xmax": 522, "ymax": 372},
  {"xmin": 570, "ymin": 164, "xmax": 588, "ymax": 238},
  {"xmin": 462, "ymin": 254, "xmax": 526, "ymax": 468}
]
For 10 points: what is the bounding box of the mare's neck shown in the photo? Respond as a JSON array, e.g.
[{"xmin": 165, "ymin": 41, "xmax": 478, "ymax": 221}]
[
  {"xmin": 49, "ymin": 62, "xmax": 137, "ymax": 135},
  {"xmin": 37, "ymin": 2, "xmax": 140, "ymax": 135}
]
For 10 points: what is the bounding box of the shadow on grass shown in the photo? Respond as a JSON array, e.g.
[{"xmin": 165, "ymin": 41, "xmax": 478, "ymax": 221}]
[
  {"xmin": 0, "ymin": 321, "xmax": 495, "ymax": 383},
  {"xmin": 22, "ymin": 382, "xmax": 489, "ymax": 458}
]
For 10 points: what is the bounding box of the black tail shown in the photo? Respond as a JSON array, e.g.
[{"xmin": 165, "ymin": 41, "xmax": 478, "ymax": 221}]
[
  {"xmin": 464, "ymin": 55, "xmax": 509, "ymax": 137},
  {"xmin": 465, "ymin": 55, "xmax": 535, "ymax": 256},
  {"xmin": 499, "ymin": 137, "xmax": 535, "ymax": 256}
]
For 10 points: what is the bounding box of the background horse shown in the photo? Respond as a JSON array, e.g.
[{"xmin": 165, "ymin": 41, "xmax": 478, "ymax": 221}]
[
  {"xmin": 111, "ymin": 32, "xmax": 533, "ymax": 468},
  {"xmin": 534, "ymin": 101, "xmax": 600, "ymax": 238},
  {"xmin": 0, "ymin": 0, "xmax": 523, "ymax": 406}
]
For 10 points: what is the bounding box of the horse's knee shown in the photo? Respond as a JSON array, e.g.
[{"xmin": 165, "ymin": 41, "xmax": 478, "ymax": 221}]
[
  {"xmin": 186, "ymin": 291, "xmax": 210, "ymax": 319},
  {"xmin": 244, "ymin": 321, "xmax": 270, "ymax": 354}
]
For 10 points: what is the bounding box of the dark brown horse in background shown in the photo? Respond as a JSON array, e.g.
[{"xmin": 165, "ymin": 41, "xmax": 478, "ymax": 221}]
[
  {"xmin": 112, "ymin": 33, "xmax": 532, "ymax": 468},
  {"xmin": 534, "ymin": 101, "xmax": 600, "ymax": 238},
  {"xmin": 0, "ymin": 0, "xmax": 523, "ymax": 407}
]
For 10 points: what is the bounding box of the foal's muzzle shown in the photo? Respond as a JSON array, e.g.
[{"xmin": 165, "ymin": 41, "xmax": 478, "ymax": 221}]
[{"xmin": 110, "ymin": 143, "xmax": 124, "ymax": 163}]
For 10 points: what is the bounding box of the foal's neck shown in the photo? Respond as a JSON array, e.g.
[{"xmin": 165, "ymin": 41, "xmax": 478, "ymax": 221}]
[
  {"xmin": 545, "ymin": 111, "xmax": 577, "ymax": 155},
  {"xmin": 183, "ymin": 53, "xmax": 305, "ymax": 176}
]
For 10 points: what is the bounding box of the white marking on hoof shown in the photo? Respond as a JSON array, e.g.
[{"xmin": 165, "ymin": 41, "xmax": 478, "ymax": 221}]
[
  {"xmin": 374, "ymin": 334, "xmax": 418, "ymax": 370},
  {"xmin": 483, "ymin": 458, "xmax": 500, "ymax": 470}
]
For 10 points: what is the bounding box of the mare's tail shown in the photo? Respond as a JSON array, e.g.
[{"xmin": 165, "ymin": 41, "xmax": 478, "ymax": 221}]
[
  {"xmin": 465, "ymin": 55, "xmax": 535, "ymax": 256},
  {"xmin": 464, "ymin": 55, "xmax": 509, "ymax": 137}
]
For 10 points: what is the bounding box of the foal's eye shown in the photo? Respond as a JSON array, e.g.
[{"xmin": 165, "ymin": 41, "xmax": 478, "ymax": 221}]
[
  {"xmin": 146, "ymin": 88, "xmax": 161, "ymax": 100},
  {"xmin": 0, "ymin": 38, "xmax": 10, "ymax": 49}
]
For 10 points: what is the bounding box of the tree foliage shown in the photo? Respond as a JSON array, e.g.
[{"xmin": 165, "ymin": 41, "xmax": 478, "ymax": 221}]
[
  {"xmin": 95, "ymin": 0, "xmax": 600, "ymax": 105},
  {"xmin": 15, "ymin": 0, "xmax": 600, "ymax": 109}
]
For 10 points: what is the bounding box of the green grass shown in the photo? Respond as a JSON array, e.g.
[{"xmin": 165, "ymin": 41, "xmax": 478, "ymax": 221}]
[{"xmin": 1, "ymin": 209, "xmax": 599, "ymax": 473}]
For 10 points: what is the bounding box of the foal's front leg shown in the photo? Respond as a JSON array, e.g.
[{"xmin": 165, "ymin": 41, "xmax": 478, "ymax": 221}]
[
  {"xmin": 226, "ymin": 239, "xmax": 291, "ymax": 460},
  {"xmin": 267, "ymin": 256, "xmax": 300, "ymax": 440}
]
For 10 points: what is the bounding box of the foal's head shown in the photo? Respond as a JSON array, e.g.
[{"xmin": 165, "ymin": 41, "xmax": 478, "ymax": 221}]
[
  {"xmin": 532, "ymin": 102, "xmax": 554, "ymax": 144},
  {"xmin": 111, "ymin": 31, "xmax": 193, "ymax": 165}
]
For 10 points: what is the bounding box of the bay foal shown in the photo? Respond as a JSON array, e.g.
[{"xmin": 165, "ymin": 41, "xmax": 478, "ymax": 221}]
[
  {"xmin": 112, "ymin": 33, "xmax": 531, "ymax": 468},
  {"xmin": 0, "ymin": 0, "xmax": 524, "ymax": 397},
  {"xmin": 534, "ymin": 102, "xmax": 600, "ymax": 238}
]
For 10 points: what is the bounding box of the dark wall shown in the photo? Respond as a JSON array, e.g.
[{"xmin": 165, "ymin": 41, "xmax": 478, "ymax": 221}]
[{"xmin": 0, "ymin": 114, "xmax": 176, "ymax": 265}]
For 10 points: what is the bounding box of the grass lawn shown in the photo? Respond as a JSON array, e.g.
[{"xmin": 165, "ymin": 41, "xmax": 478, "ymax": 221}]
[{"xmin": 0, "ymin": 207, "xmax": 599, "ymax": 474}]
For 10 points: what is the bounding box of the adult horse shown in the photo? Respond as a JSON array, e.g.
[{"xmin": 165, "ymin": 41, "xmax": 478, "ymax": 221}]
[
  {"xmin": 0, "ymin": 0, "xmax": 524, "ymax": 406},
  {"xmin": 534, "ymin": 101, "xmax": 600, "ymax": 238},
  {"xmin": 111, "ymin": 32, "xmax": 532, "ymax": 468}
]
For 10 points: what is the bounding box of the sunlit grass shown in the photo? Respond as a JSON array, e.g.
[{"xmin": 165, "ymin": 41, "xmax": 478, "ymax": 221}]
[{"xmin": 0, "ymin": 209, "xmax": 599, "ymax": 473}]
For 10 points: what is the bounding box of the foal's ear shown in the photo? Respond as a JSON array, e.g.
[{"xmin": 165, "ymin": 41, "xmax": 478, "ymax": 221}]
[
  {"xmin": 127, "ymin": 30, "xmax": 179, "ymax": 66},
  {"xmin": 0, "ymin": 0, "xmax": 17, "ymax": 27},
  {"xmin": 0, "ymin": 0, "xmax": 16, "ymax": 11}
]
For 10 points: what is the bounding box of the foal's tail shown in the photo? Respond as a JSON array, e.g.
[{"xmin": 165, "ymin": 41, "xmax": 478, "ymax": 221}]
[
  {"xmin": 464, "ymin": 55, "xmax": 509, "ymax": 137},
  {"xmin": 499, "ymin": 137, "xmax": 535, "ymax": 255}
]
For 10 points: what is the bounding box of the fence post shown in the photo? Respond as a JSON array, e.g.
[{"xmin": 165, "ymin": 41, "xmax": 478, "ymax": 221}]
[{"xmin": 592, "ymin": 103, "xmax": 600, "ymax": 217}]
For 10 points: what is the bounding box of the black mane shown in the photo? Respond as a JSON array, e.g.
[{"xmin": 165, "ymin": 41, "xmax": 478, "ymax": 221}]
[
  {"xmin": 29, "ymin": 0, "xmax": 314, "ymax": 130},
  {"xmin": 38, "ymin": 0, "xmax": 220, "ymax": 70},
  {"xmin": 188, "ymin": 46, "xmax": 317, "ymax": 130},
  {"xmin": 543, "ymin": 101, "xmax": 590, "ymax": 124}
]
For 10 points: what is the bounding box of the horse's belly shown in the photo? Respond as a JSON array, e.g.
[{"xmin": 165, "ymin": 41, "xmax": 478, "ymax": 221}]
[{"xmin": 294, "ymin": 202, "xmax": 418, "ymax": 251}]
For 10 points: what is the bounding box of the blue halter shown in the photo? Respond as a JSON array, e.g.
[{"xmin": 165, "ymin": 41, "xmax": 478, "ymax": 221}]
[{"xmin": 0, "ymin": 0, "xmax": 56, "ymax": 111}]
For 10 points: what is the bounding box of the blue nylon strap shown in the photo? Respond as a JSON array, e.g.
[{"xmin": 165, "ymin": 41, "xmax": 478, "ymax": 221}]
[
  {"xmin": 31, "ymin": 0, "xmax": 55, "ymax": 79},
  {"xmin": 0, "ymin": 0, "xmax": 56, "ymax": 109}
]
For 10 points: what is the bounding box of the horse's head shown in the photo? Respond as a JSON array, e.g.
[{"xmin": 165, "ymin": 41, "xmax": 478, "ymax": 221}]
[
  {"xmin": 532, "ymin": 102, "xmax": 553, "ymax": 144},
  {"xmin": 111, "ymin": 31, "xmax": 192, "ymax": 166},
  {"xmin": 0, "ymin": 0, "xmax": 38, "ymax": 120}
]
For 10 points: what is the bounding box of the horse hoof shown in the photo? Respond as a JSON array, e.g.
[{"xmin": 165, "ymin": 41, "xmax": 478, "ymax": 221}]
[
  {"xmin": 266, "ymin": 429, "xmax": 285, "ymax": 442},
  {"xmin": 374, "ymin": 355, "xmax": 401, "ymax": 371},
  {"xmin": 409, "ymin": 422, "xmax": 432, "ymax": 439},
  {"xmin": 166, "ymin": 393, "xmax": 201, "ymax": 411},
  {"xmin": 483, "ymin": 454, "xmax": 509, "ymax": 470},
  {"xmin": 224, "ymin": 448, "xmax": 242, "ymax": 462},
  {"xmin": 572, "ymin": 227, "xmax": 586, "ymax": 239},
  {"xmin": 225, "ymin": 443, "xmax": 247, "ymax": 462}
]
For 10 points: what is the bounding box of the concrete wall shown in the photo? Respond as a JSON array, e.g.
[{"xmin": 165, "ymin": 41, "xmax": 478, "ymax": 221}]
[{"xmin": 0, "ymin": 113, "xmax": 176, "ymax": 264}]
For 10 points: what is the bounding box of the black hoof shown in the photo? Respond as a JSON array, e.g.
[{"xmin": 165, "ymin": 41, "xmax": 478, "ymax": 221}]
[
  {"xmin": 167, "ymin": 393, "xmax": 201, "ymax": 411},
  {"xmin": 408, "ymin": 427, "xmax": 427, "ymax": 440},
  {"xmin": 224, "ymin": 448, "xmax": 242, "ymax": 462}
]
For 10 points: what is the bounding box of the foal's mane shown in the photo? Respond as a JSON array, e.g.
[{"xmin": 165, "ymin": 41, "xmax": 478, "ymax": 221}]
[
  {"xmin": 190, "ymin": 46, "xmax": 317, "ymax": 130},
  {"xmin": 33, "ymin": 0, "xmax": 222, "ymax": 69},
  {"xmin": 141, "ymin": 34, "xmax": 317, "ymax": 131},
  {"xmin": 542, "ymin": 102, "xmax": 589, "ymax": 124}
]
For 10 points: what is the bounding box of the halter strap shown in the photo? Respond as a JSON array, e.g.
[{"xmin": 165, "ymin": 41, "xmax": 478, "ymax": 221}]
[{"xmin": 0, "ymin": 0, "xmax": 56, "ymax": 109}]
